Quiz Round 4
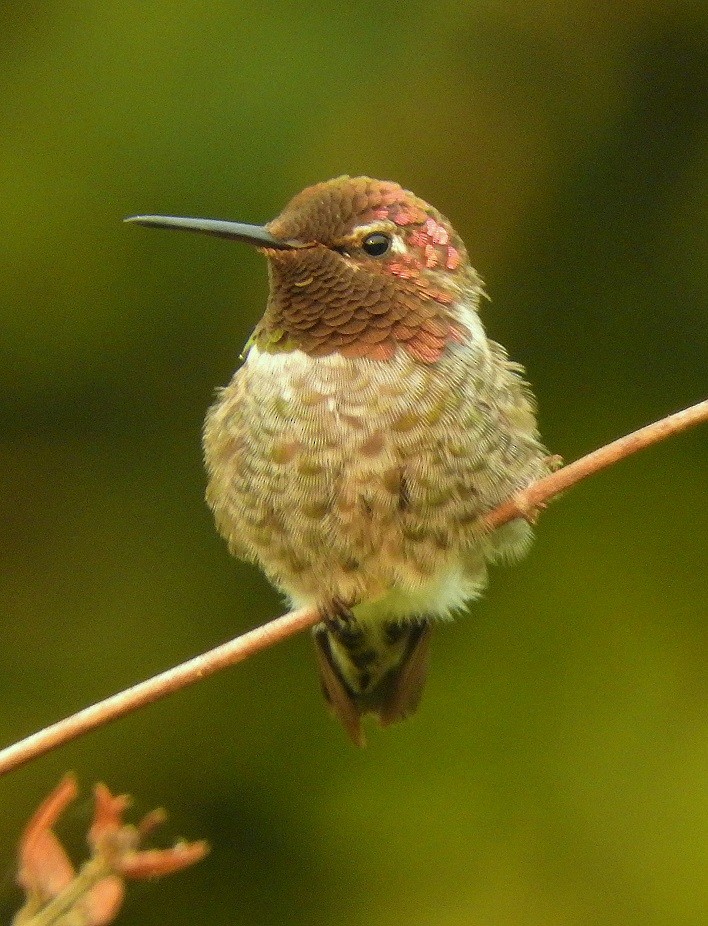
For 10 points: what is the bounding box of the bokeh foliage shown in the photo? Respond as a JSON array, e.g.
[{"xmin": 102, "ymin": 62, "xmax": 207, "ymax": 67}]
[{"xmin": 1, "ymin": 2, "xmax": 706, "ymax": 924}]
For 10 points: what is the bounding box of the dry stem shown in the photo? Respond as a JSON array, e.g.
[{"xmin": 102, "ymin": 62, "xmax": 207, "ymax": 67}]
[
  {"xmin": 15, "ymin": 857, "xmax": 111, "ymax": 926},
  {"xmin": 0, "ymin": 399, "xmax": 705, "ymax": 778}
]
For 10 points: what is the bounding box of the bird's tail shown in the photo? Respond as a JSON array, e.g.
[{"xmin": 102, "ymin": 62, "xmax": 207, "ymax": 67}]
[{"xmin": 312, "ymin": 617, "xmax": 432, "ymax": 746}]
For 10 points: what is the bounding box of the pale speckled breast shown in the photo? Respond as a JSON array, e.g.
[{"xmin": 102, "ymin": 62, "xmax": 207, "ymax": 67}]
[{"xmin": 203, "ymin": 335, "xmax": 549, "ymax": 610}]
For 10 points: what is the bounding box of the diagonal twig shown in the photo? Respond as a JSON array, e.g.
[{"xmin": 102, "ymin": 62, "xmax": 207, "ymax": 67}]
[{"xmin": 0, "ymin": 399, "xmax": 705, "ymax": 778}]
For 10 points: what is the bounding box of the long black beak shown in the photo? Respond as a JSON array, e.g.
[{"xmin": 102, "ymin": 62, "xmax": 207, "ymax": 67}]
[{"xmin": 124, "ymin": 214, "xmax": 303, "ymax": 250}]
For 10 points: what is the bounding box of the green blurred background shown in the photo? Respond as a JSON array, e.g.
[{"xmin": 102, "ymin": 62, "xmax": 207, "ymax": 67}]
[{"xmin": 1, "ymin": 2, "xmax": 706, "ymax": 924}]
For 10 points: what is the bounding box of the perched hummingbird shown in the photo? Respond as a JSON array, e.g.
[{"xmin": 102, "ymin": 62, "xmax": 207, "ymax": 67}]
[{"xmin": 127, "ymin": 176, "xmax": 552, "ymax": 745}]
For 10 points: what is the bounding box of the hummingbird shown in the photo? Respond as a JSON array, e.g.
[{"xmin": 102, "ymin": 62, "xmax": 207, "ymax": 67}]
[{"xmin": 127, "ymin": 176, "xmax": 552, "ymax": 745}]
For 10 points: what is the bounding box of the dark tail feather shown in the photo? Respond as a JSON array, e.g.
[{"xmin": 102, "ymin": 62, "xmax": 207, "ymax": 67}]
[
  {"xmin": 312, "ymin": 630, "xmax": 367, "ymax": 746},
  {"xmin": 312, "ymin": 620, "xmax": 432, "ymax": 746},
  {"xmin": 376, "ymin": 622, "xmax": 432, "ymax": 727}
]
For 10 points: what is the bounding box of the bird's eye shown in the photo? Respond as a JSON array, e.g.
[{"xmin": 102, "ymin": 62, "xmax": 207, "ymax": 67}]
[{"xmin": 362, "ymin": 232, "xmax": 391, "ymax": 257}]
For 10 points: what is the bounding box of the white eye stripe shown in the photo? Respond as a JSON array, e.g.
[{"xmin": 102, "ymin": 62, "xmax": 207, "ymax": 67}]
[
  {"xmin": 389, "ymin": 235, "xmax": 408, "ymax": 256},
  {"xmin": 350, "ymin": 220, "xmax": 399, "ymax": 244}
]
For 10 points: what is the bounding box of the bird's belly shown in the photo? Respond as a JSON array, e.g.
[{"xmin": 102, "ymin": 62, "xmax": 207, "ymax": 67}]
[{"xmin": 203, "ymin": 345, "xmax": 544, "ymax": 613}]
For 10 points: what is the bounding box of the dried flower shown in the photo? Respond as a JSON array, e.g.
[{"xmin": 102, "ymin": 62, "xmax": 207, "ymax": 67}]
[{"xmin": 14, "ymin": 774, "xmax": 208, "ymax": 926}]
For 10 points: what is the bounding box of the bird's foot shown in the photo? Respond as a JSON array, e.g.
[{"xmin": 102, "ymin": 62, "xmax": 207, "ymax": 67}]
[{"xmin": 319, "ymin": 598, "xmax": 363, "ymax": 645}]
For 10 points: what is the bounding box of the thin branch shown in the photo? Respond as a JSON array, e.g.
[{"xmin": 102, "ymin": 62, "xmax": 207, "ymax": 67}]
[
  {"xmin": 485, "ymin": 398, "xmax": 708, "ymax": 529},
  {"xmin": 0, "ymin": 399, "xmax": 706, "ymax": 778},
  {"xmin": 0, "ymin": 606, "xmax": 321, "ymax": 777}
]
